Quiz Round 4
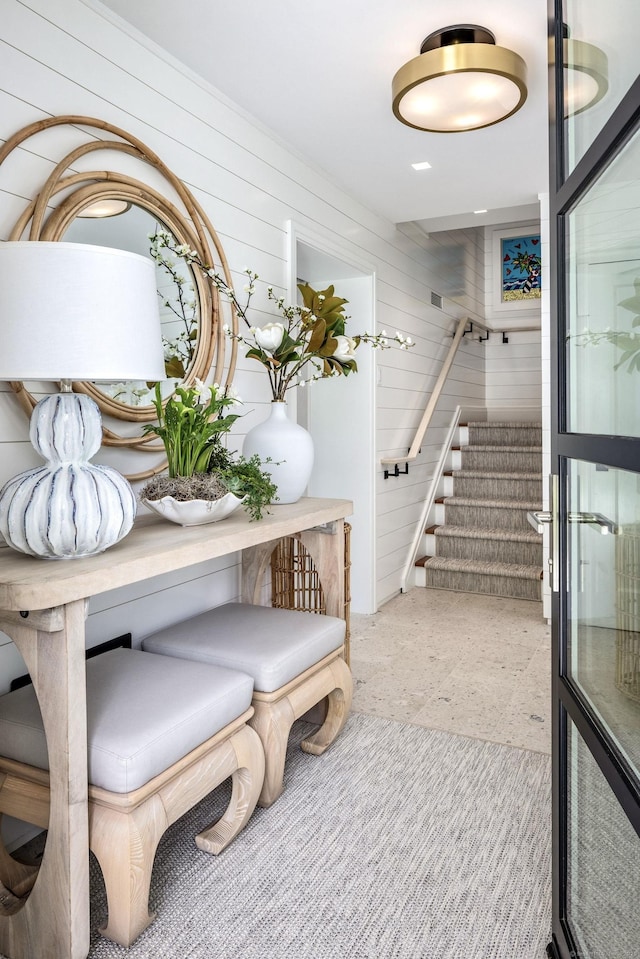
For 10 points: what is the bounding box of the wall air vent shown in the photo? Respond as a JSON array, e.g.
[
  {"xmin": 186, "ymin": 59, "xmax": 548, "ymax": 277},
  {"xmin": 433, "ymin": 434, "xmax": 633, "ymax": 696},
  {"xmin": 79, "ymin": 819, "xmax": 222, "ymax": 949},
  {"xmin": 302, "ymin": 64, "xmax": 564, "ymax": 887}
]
[{"xmin": 430, "ymin": 290, "xmax": 443, "ymax": 309}]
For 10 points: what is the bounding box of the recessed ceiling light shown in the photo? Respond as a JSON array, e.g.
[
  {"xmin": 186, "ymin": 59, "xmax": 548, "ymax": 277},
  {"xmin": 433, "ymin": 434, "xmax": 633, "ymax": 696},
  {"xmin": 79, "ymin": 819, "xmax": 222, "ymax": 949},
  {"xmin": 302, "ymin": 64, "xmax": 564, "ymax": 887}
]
[
  {"xmin": 473, "ymin": 209, "xmax": 488, "ymax": 214},
  {"xmin": 411, "ymin": 160, "xmax": 432, "ymax": 170}
]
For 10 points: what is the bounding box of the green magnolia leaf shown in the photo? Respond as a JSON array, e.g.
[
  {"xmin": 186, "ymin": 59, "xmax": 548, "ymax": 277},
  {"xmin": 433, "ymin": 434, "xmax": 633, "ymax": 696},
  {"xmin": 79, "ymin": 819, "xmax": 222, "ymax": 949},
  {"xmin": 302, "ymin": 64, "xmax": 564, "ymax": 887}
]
[
  {"xmin": 326, "ymin": 357, "xmax": 345, "ymax": 374},
  {"xmin": 246, "ymin": 347, "xmax": 276, "ymax": 367},
  {"xmin": 318, "ymin": 296, "xmax": 348, "ymax": 314},
  {"xmin": 278, "ymin": 349, "xmax": 301, "ymax": 366},
  {"xmin": 614, "ymin": 350, "xmax": 637, "ymax": 370},
  {"xmin": 297, "ymin": 282, "xmax": 317, "ymax": 310},
  {"xmin": 319, "ymin": 335, "xmax": 338, "ymax": 357},
  {"xmin": 165, "ymin": 357, "xmax": 185, "ymax": 378},
  {"xmin": 274, "ymin": 332, "xmax": 298, "ymax": 356},
  {"xmin": 307, "ymin": 318, "xmax": 327, "ymax": 354}
]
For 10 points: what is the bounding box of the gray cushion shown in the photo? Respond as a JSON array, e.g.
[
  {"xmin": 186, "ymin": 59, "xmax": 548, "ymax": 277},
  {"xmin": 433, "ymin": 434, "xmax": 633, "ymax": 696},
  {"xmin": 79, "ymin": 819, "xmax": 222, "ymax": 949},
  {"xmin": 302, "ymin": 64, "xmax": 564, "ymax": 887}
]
[
  {"xmin": 0, "ymin": 648, "xmax": 254, "ymax": 793},
  {"xmin": 142, "ymin": 603, "xmax": 346, "ymax": 693}
]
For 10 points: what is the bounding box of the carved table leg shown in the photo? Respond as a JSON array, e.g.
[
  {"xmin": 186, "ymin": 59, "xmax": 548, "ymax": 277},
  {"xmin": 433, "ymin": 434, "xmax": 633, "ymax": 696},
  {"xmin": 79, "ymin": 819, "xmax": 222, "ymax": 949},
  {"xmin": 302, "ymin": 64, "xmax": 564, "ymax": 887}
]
[
  {"xmin": 241, "ymin": 521, "xmax": 345, "ymax": 619},
  {"xmin": 297, "ymin": 520, "xmax": 345, "ymax": 619},
  {"xmin": 0, "ymin": 601, "xmax": 90, "ymax": 959}
]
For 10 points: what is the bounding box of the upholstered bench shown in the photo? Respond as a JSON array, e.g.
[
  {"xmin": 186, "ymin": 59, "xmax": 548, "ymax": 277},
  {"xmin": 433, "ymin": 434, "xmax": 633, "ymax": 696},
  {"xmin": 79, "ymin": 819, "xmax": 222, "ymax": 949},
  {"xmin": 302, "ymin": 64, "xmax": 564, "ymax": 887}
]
[
  {"xmin": 0, "ymin": 647, "xmax": 264, "ymax": 947},
  {"xmin": 142, "ymin": 603, "xmax": 352, "ymax": 808}
]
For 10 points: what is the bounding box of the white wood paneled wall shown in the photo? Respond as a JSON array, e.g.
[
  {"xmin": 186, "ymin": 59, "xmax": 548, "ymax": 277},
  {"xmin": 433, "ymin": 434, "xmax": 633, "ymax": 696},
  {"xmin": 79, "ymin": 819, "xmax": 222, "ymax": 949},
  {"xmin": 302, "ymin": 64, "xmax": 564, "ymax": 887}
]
[
  {"xmin": 484, "ymin": 331, "xmax": 543, "ymax": 413},
  {"xmin": 0, "ymin": 0, "xmax": 493, "ymax": 683}
]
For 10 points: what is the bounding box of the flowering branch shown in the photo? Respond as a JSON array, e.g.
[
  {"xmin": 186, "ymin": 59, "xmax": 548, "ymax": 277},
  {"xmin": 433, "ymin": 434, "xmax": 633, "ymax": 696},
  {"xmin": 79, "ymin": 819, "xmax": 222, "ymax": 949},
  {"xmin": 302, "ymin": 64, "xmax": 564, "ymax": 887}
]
[
  {"xmin": 149, "ymin": 231, "xmax": 414, "ymax": 401},
  {"xmin": 571, "ymin": 328, "xmax": 640, "ymax": 373}
]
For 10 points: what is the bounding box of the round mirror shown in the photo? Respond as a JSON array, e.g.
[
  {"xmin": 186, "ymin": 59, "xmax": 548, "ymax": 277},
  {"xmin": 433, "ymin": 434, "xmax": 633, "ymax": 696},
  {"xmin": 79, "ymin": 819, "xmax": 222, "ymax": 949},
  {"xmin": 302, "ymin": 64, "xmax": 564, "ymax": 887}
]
[
  {"xmin": 64, "ymin": 203, "xmax": 201, "ymax": 414},
  {"xmin": 0, "ymin": 115, "xmax": 240, "ymax": 479},
  {"xmin": 37, "ymin": 180, "xmax": 218, "ymax": 425}
]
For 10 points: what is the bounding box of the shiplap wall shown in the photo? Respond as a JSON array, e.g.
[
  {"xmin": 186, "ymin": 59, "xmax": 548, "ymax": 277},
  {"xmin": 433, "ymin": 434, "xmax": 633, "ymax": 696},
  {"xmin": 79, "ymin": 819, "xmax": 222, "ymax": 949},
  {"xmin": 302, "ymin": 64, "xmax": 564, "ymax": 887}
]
[
  {"xmin": 375, "ymin": 226, "xmax": 485, "ymax": 602},
  {"xmin": 482, "ymin": 219, "xmax": 542, "ymax": 418},
  {"xmin": 0, "ymin": 0, "xmax": 489, "ymax": 679},
  {"xmin": 484, "ymin": 331, "xmax": 543, "ymax": 414}
]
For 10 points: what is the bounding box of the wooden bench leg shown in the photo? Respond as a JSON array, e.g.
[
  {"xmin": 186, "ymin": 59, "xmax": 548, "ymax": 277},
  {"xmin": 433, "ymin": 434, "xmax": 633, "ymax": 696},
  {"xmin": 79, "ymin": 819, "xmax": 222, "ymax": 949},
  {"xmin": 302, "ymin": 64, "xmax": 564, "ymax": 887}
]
[
  {"xmin": 301, "ymin": 657, "xmax": 353, "ymax": 756},
  {"xmin": 250, "ymin": 698, "xmax": 296, "ymax": 808},
  {"xmin": 89, "ymin": 795, "xmax": 167, "ymax": 947},
  {"xmin": 196, "ymin": 725, "xmax": 265, "ymax": 853}
]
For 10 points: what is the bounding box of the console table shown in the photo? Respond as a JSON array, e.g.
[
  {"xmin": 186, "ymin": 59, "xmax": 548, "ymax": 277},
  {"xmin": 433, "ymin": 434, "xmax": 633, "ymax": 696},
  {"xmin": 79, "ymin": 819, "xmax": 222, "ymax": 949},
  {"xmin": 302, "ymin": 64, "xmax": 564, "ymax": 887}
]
[{"xmin": 0, "ymin": 496, "xmax": 351, "ymax": 959}]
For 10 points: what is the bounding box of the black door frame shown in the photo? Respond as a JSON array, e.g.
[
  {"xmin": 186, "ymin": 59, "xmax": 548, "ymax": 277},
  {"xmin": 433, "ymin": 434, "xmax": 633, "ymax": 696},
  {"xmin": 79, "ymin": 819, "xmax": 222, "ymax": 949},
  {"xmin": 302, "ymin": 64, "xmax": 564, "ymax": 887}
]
[{"xmin": 548, "ymin": 4, "xmax": 640, "ymax": 957}]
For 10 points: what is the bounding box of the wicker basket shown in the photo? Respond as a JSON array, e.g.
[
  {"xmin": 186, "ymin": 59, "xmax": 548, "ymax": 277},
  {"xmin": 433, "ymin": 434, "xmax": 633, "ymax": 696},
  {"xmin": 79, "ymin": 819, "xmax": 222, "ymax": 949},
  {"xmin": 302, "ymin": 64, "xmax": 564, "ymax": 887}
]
[
  {"xmin": 615, "ymin": 523, "xmax": 640, "ymax": 703},
  {"xmin": 270, "ymin": 522, "xmax": 351, "ymax": 663}
]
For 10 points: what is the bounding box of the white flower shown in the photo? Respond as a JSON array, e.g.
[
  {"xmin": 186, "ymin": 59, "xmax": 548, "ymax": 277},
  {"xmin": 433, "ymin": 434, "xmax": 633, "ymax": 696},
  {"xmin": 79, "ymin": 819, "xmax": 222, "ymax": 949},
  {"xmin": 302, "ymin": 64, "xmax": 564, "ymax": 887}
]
[
  {"xmin": 104, "ymin": 382, "xmax": 150, "ymax": 406},
  {"xmin": 332, "ymin": 335, "xmax": 357, "ymax": 363},
  {"xmin": 193, "ymin": 378, "xmax": 210, "ymax": 404},
  {"xmin": 254, "ymin": 322, "xmax": 285, "ymax": 353},
  {"xmin": 224, "ymin": 384, "xmax": 243, "ymax": 406}
]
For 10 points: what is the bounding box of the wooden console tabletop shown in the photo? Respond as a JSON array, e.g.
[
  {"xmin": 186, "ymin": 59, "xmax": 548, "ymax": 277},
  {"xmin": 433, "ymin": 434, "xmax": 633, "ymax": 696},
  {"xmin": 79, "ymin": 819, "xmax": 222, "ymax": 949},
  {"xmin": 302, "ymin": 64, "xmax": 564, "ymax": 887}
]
[{"xmin": 0, "ymin": 496, "xmax": 352, "ymax": 959}]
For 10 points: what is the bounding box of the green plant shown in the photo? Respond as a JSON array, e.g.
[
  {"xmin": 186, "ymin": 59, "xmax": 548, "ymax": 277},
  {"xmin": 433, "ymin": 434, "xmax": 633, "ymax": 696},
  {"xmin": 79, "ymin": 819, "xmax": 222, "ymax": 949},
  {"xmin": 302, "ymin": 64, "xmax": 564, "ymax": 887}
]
[
  {"xmin": 217, "ymin": 454, "xmax": 278, "ymax": 521},
  {"xmin": 140, "ymin": 380, "xmax": 276, "ymax": 521},
  {"xmin": 142, "ymin": 380, "xmax": 241, "ymax": 478},
  {"xmin": 572, "ymin": 277, "xmax": 640, "ymax": 374}
]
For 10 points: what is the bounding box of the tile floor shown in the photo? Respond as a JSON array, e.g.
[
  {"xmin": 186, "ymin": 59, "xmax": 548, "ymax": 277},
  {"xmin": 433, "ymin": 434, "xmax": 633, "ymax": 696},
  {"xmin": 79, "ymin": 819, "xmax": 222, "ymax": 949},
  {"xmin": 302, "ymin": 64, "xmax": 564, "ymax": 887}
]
[{"xmin": 349, "ymin": 586, "xmax": 551, "ymax": 754}]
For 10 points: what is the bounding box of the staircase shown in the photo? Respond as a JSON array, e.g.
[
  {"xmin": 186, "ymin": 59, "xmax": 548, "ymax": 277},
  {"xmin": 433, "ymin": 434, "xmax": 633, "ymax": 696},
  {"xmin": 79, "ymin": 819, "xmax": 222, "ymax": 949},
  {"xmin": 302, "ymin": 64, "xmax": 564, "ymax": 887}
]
[{"xmin": 415, "ymin": 422, "xmax": 543, "ymax": 601}]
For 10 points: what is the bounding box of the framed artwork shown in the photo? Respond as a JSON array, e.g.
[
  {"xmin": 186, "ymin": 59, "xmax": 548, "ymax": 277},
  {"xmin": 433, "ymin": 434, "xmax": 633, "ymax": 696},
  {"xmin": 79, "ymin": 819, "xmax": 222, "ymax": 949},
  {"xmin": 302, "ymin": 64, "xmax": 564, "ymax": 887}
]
[{"xmin": 491, "ymin": 223, "xmax": 542, "ymax": 313}]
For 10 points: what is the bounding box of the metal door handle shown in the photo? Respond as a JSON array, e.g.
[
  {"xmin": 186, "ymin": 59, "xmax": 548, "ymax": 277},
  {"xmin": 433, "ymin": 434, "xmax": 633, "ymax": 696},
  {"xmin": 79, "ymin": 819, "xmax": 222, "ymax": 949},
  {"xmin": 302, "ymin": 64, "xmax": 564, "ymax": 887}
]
[
  {"xmin": 528, "ymin": 510, "xmax": 617, "ymax": 535},
  {"xmin": 527, "ymin": 510, "xmax": 551, "ymax": 534}
]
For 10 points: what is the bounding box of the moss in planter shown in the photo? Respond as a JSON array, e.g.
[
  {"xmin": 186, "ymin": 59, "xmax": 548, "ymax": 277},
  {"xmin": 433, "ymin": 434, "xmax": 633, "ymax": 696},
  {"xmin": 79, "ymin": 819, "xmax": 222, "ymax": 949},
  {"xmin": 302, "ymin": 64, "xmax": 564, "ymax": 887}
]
[{"xmin": 141, "ymin": 473, "xmax": 229, "ymax": 503}]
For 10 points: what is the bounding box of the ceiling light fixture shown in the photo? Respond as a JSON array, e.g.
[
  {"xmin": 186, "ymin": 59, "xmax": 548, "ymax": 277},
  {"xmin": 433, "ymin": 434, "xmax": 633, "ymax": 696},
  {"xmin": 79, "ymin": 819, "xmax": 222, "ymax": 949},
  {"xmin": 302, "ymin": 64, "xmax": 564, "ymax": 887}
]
[
  {"xmin": 392, "ymin": 24, "xmax": 527, "ymax": 133},
  {"xmin": 77, "ymin": 198, "xmax": 132, "ymax": 218},
  {"xmin": 411, "ymin": 160, "xmax": 432, "ymax": 170},
  {"xmin": 562, "ymin": 24, "xmax": 608, "ymax": 117}
]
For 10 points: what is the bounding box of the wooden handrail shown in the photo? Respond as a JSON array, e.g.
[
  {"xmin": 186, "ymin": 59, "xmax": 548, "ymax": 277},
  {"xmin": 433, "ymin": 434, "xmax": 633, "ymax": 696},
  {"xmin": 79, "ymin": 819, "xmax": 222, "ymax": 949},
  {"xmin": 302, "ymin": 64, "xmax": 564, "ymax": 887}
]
[{"xmin": 381, "ymin": 315, "xmax": 469, "ymax": 474}]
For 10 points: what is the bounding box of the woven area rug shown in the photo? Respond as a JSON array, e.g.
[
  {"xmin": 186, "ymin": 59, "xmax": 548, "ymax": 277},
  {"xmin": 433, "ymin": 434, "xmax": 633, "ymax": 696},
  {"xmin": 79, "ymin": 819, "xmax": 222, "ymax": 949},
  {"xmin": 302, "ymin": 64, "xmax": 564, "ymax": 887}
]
[{"xmin": 60, "ymin": 714, "xmax": 552, "ymax": 958}]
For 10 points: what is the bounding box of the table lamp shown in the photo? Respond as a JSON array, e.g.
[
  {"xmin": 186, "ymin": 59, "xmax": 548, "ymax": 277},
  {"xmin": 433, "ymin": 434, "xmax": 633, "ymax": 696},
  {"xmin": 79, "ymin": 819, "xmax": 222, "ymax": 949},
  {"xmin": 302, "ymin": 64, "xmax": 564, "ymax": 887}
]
[{"xmin": 0, "ymin": 241, "xmax": 165, "ymax": 559}]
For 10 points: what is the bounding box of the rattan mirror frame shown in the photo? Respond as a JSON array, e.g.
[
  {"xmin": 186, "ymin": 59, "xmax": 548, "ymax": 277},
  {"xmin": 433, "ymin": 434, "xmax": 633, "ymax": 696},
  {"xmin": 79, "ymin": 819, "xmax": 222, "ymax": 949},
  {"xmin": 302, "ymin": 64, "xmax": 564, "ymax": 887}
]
[{"xmin": 0, "ymin": 116, "xmax": 239, "ymax": 477}]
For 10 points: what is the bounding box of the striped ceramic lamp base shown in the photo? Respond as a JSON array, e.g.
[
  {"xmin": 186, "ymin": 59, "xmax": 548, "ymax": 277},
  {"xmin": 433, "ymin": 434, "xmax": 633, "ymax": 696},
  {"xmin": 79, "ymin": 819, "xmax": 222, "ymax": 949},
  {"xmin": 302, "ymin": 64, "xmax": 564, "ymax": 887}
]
[{"xmin": 0, "ymin": 392, "xmax": 136, "ymax": 559}]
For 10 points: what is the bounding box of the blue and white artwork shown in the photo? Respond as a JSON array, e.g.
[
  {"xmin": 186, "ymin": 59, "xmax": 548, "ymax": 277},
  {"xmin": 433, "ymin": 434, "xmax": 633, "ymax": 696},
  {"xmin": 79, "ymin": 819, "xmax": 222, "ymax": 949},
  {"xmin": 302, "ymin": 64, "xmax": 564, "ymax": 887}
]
[{"xmin": 501, "ymin": 234, "xmax": 541, "ymax": 302}]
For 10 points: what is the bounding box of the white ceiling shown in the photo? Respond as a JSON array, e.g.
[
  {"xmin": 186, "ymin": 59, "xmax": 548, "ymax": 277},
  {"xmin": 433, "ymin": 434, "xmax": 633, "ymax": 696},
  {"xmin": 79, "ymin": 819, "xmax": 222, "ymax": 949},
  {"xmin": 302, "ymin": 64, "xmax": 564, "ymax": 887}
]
[{"xmin": 97, "ymin": 0, "xmax": 550, "ymax": 232}]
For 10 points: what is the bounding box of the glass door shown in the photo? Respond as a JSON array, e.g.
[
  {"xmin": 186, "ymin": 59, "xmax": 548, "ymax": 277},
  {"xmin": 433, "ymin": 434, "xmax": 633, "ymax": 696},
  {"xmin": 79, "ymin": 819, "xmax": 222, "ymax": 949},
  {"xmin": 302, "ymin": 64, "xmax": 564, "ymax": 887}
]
[{"xmin": 549, "ymin": 2, "xmax": 640, "ymax": 957}]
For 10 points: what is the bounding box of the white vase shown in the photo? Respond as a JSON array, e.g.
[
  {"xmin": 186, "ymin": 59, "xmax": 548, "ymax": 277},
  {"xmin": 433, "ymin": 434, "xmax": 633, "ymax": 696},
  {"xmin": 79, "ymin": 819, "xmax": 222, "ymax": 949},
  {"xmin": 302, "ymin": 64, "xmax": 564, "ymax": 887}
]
[{"xmin": 243, "ymin": 401, "xmax": 313, "ymax": 504}]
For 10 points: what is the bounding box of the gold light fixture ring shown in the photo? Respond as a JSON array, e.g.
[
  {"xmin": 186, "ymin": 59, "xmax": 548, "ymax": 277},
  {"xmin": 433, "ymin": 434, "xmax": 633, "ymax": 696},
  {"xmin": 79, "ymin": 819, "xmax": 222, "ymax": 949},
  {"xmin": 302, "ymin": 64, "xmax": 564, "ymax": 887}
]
[
  {"xmin": 562, "ymin": 26, "xmax": 608, "ymax": 117},
  {"xmin": 392, "ymin": 25, "xmax": 527, "ymax": 133}
]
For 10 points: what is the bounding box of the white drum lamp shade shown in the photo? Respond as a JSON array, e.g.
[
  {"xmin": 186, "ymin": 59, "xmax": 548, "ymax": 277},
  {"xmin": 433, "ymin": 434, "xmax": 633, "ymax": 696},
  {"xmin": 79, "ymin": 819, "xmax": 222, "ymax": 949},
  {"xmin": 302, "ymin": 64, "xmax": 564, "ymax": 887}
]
[{"xmin": 0, "ymin": 241, "xmax": 165, "ymax": 559}]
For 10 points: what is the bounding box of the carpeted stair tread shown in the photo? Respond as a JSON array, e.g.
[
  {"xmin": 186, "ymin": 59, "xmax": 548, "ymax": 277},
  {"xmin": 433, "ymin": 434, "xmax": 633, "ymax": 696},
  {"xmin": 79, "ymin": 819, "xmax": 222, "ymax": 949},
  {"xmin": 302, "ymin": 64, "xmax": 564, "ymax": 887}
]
[
  {"xmin": 443, "ymin": 495, "xmax": 541, "ymax": 510},
  {"xmin": 467, "ymin": 423, "xmax": 543, "ymax": 448},
  {"xmin": 454, "ymin": 470, "xmax": 541, "ymax": 480},
  {"xmin": 424, "ymin": 556, "xmax": 543, "ymax": 581},
  {"xmin": 423, "ymin": 566, "xmax": 542, "ymax": 601},
  {"xmin": 467, "ymin": 421, "xmax": 542, "ymax": 427},
  {"xmin": 421, "ymin": 419, "xmax": 544, "ymax": 601},
  {"xmin": 434, "ymin": 525, "xmax": 542, "ymax": 543},
  {"xmin": 463, "ymin": 444, "xmax": 542, "ymax": 453}
]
